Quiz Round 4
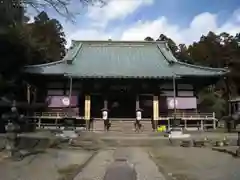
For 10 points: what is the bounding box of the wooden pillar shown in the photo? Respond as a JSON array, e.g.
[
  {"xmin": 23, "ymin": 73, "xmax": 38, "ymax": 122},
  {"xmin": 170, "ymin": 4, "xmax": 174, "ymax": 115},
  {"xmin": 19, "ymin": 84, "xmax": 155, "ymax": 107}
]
[
  {"xmin": 184, "ymin": 119, "xmax": 187, "ymax": 129},
  {"xmin": 84, "ymin": 94, "xmax": 91, "ymax": 130},
  {"xmin": 172, "ymin": 76, "xmax": 177, "ymax": 115},
  {"xmin": 201, "ymin": 120, "xmax": 204, "ymax": 131},
  {"xmin": 27, "ymin": 84, "xmax": 31, "ymax": 116},
  {"xmin": 153, "ymin": 95, "xmax": 159, "ymax": 129},
  {"xmin": 213, "ymin": 112, "xmax": 216, "ymax": 129},
  {"xmin": 158, "ymin": 95, "xmax": 160, "ymax": 122},
  {"xmin": 33, "ymin": 88, "xmax": 37, "ymax": 103},
  {"xmin": 27, "ymin": 84, "xmax": 31, "ymax": 104},
  {"xmin": 104, "ymin": 99, "xmax": 108, "ymax": 109},
  {"xmin": 136, "ymin": 95, "xmax": 140, "ymax": 110},
  {"xmin": 167, "ymin": 118, "xmax": 170, "ymax": 129},
  {"xmin": 224, "ymin": 76, "xmax": 231, "ymax": 116}
]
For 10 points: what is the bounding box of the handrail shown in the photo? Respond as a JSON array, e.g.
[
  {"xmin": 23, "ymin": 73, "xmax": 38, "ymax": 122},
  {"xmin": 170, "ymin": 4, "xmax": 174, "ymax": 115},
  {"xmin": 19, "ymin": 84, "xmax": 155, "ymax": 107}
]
[
  {"xmin": 32, "ymin": 111, "xmax": 216, "ymax": 119},
  {"xmin": 33, "ymin": 112, "xmax": 80, "ymax": 118},
  {"xmin": 159, "ymin": 112, "xmax": 216, "ymax": 120},
  {"xmin": 159, "ymin": 112, "xmax": 214, "ymax": 116}
]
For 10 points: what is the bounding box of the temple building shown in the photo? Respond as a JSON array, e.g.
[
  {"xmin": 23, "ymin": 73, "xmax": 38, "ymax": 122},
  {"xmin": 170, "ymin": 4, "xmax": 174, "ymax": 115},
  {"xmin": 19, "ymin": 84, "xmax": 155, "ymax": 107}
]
[{"xmin": 24, "ymin": 40, "xmax": 228, "ymax": 130}]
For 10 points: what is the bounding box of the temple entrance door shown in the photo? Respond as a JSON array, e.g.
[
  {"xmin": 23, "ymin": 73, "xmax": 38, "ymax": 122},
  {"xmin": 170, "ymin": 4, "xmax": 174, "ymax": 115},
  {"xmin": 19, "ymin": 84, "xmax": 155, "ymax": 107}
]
[
  {"xmin": 108, "ymin": 93, "xmax": 136, "ymax": 119},
  {"xmin": 139, "ymin": 95, "xmax": 153, "ymax": 119},
  {"xmin": 78, "ymin": 93, "xmax": 85, "ymax": 117},
  {"xmin": 91, "ymin": 94, "xmax": 104, "ymax": 119}
]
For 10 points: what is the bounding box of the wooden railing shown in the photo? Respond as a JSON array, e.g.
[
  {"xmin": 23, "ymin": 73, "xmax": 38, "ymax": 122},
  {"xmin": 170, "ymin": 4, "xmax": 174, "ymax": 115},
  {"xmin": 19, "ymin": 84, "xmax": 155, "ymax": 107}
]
[
  {"xmin": 33, "ymin": 112, "xmax": 82, "ymax": 119},
  {"xmin": 30, "ymin": 112, "xmax": 85, "ymax": 128},
  {"xmin": 158, "ymin": 112, "xmax": 216, "ymax": 120},
  {"xmin": 29, "ymin": 111, "xmax": 217, "ymax": 129},
  {"xmin": 31, "ymin": 112, "xmax": 215, "ymax": 120}
]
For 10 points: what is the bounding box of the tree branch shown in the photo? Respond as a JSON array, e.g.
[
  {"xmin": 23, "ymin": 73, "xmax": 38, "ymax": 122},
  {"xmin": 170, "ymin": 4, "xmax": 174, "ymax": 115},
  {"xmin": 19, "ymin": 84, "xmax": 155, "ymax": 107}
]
[{"xmin": 23, "ymin": 0, "xmax": 107, "ymax": 20}]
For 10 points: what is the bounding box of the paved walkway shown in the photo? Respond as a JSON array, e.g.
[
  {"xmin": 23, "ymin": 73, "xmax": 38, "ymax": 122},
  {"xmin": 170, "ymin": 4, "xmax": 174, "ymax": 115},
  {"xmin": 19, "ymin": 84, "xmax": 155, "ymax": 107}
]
[
  {"xmin": 114, "ymin": 148, "xmax": 166, "ymax": 180},
  {"xmin": 74, "ymin": 149, "xmax": 115, "ymax": 180},
  {"xmin": 74, "ymin": 148, "xmax": 166, "ymax": 180}
]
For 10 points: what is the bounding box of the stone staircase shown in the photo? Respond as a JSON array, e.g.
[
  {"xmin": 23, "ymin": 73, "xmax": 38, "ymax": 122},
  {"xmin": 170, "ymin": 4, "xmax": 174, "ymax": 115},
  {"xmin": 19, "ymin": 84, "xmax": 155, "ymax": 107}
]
[
  {"xmin": 93, "ymin": 120, "xmax": 104, "ymax": 131},
  {"xmin": 110, "ymin": 121, "xmax": 135, "ymax": 132},
  {"xmin": 93, "ymin": 120, "xmax": 153, "ymax": 132}
]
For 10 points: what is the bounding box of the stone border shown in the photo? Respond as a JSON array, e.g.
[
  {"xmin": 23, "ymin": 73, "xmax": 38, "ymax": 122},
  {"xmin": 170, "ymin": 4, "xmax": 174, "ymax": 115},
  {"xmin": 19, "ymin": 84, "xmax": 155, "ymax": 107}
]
[{"xmin": 212, "ymin": 146, "xmax": 240, "ymax": 157}]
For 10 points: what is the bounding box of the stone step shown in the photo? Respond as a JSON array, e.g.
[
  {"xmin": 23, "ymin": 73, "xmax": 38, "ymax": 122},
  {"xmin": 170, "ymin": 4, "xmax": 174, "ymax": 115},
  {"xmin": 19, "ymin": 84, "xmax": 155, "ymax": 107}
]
[
  {"xmin": 93, "ymin": 121, "xmax": 104, "ymax": 131},
  {"xmin": 75, "ymin": 135, "xmax": 170, "ymax": 147},
  {"xmin": 93, "ymin": 120, "xmax": 153, "ymax": 132}
]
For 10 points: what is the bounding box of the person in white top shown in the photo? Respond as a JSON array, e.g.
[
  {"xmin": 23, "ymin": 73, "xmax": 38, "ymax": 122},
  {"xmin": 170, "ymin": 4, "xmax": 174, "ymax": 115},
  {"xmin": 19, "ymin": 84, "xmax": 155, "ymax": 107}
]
[
  {"xmin": 102, "ymin": 110, "xmax": 108, "ymax": 120},
  {"xmin": 135, "ymin": 108, "xmax": 143, "ymax": 132},
  {"xmin": 102, "ymin": 108, "xmax": 110, "ymax": 131},
  {"xmin": 136, "ymin": 110, "xmax": 141, "ymax": 121}
]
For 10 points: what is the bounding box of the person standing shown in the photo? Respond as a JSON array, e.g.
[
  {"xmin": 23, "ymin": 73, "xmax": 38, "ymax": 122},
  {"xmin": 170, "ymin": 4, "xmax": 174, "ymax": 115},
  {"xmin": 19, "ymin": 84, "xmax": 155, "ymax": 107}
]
[
  {"xmin": 102, "ymin": 107, "xmax": 110, "ymax": 131},
  {"xmin": 135, "ymin": 108, "xmax": 143, "ymax": 132}
]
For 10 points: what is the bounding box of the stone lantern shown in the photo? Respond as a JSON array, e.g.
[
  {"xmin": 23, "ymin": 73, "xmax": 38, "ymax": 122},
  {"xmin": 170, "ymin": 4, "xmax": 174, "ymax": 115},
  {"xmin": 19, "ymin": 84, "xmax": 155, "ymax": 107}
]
[{"xmin": 4, "ymin": 107, "xmax": 20, "ymax": 158}]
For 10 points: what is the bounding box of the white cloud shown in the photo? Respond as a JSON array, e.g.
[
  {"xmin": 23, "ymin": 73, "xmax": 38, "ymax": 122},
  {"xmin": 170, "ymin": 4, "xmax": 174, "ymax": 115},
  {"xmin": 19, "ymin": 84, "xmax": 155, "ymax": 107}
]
[
  {"xmin": 66, "ymin": 8, "xmax": 240, "ymax": 47},
  {"xmin": 87, "ymin": 0, "xmax": 154, "ymax": 27},
  {"xmin": 121, "ymin": 11, "xmax": 240, "ymax": 45}
]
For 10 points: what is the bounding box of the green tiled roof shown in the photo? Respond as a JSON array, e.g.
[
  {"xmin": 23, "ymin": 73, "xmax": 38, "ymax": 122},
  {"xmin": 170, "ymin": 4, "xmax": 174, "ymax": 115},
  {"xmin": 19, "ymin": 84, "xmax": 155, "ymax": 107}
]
[{"xmin": 24, "ymin": 40, "xmax": 228, "ymax": 79}]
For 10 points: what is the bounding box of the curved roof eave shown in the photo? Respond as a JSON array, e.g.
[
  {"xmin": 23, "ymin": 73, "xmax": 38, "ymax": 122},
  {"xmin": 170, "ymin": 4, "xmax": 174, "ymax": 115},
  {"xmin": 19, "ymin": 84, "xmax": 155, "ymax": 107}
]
[
  {"xmin": 22, "ymin": 40, "xmax": 229, "ymax": 79},
  {"xmin": 24, "ymin": 59, "xmax": 65, "ymax": 69},
  {"xmin": 23, "ymin": 42, "xmax": 83, "ymax": 69},
  {"xmin": 175, "ymin": 61, "xmax": 228, "ymax": 72}
]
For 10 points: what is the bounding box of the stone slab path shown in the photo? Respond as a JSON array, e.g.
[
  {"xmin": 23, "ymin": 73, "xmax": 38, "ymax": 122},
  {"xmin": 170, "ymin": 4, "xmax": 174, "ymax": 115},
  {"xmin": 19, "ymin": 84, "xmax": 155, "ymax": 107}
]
[
  {"xmin": 74, "ymin": 149, "xmax": 115, "ymax": 180},
  {"xmin": 74, "ymin": 148, "xmax": 166, "ymax": 180}
]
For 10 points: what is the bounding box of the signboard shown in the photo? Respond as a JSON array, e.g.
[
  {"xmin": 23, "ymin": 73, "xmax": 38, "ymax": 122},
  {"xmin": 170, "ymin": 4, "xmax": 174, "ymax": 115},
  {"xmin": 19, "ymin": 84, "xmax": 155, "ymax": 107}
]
[
  {"xmin": 47, "ymin": 96, "xmax": 78, "ymax": 108},
  {"xmin": 168, "ymin": 99, "xmax": 178, "ymax": 109},
  {"xmin": 167, "ymin": 97, "xmax": 197, "ymax": 109},
  {"xmin": 62, "ymin": 97, "xmax": 70, "ymax": 106}
]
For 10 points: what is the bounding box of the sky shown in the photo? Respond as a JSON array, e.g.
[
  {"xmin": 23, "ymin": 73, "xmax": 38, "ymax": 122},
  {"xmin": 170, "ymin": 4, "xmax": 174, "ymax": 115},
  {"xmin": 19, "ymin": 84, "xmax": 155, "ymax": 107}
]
[{"xmin": 31, "ymin": 0, "xmax": 240, "ymax": 47}]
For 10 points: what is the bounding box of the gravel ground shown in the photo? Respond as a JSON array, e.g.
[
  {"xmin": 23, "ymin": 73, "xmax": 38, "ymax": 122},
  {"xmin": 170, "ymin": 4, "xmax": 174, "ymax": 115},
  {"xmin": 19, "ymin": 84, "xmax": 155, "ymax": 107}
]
[
  {"xmin": 0, "ymin": 149, "xmax": 92, "ymax": 180},
  {"xmin": 149, "ymin": 146, "xmax": 240, "ymax": 180}
]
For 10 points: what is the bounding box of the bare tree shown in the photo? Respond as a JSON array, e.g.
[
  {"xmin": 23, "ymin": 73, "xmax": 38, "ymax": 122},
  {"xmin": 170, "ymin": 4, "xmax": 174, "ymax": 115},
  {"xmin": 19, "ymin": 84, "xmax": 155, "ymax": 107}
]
[{"xmin": 23, "ymin": 0, "xmax": 107, "ymax": 19}]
